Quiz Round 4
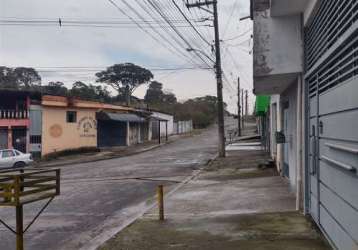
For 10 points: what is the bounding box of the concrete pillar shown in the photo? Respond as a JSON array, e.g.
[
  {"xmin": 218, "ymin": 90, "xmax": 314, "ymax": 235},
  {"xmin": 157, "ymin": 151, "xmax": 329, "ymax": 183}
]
[
  {"xmin": 148, "ymin": 121, "xmax": 152, "ymax": 141},
  {"xmin": 276, "ymin": 97, "xmax": 283, "ymax": 175},
  {"xmin": 126, "ymin": 122, "xmax": 130, "ymax": 146},
  {"xmin": 296, "ymin": 75, "xmax": 303, "ymax": 211},
  {"xmin": 8, "ymin": 126, "xmax": 12, "ymax": 149}
]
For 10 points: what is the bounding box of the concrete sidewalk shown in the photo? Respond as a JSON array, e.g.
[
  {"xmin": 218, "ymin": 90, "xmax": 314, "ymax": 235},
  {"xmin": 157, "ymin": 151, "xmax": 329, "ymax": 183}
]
[{"xmin": 99, "ymin": 142, "xmax": 331, "ymax": 250}]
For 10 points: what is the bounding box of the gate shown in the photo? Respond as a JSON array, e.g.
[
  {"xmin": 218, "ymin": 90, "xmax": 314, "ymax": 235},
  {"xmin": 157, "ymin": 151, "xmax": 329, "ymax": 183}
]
[
  {"xmin": 305, "ymin": 1, "xmax": 358, "ymax": 249},
  {"xmin": 12, "ymin": 127, "xmax": 27, "ymax": 153},
  {"xmin": 97, "ymin": 120, "xmax": 126, "ymax": 147}
]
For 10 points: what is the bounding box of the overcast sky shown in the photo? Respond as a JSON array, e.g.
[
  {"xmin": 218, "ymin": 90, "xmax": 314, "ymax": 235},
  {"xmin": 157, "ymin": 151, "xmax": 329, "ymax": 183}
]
[{"xmin": 0, "ymin": 0, "xmax": 253, "ymax": 113}]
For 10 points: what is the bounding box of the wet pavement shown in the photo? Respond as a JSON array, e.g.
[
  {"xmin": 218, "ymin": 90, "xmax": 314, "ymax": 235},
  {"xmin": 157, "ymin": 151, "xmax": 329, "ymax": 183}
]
[
  {"xmin": 0, "ymin": 125, "xmax": 219, "ymax": 250},
  {"xmin": 100, "ymin": 134, "xmax": 331, "ymax": 250}
]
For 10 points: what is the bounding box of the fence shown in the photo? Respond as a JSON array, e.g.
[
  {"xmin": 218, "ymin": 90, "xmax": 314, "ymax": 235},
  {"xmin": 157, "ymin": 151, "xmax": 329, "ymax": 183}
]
[
  {"xmin": 0, "ymin": 110, "xmax": 29, "ymax": 119},
  {"xmin": 173, "ymin": 120, "xmax": 193, "ymax": 135}
]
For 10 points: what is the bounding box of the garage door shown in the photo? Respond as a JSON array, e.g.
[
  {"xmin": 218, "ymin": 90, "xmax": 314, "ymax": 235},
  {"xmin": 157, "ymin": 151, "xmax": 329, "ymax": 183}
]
[
  {"xmin": 97, "ymin": 120, "xmax": 127, "ymax": 147},
  {"xmin": 305, "ymin": 1, "xmax": 358, "ymax": 249}
]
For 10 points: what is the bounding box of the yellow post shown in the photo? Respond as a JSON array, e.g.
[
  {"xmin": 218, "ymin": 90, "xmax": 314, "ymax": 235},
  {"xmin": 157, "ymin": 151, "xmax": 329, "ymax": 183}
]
[{"xmin": 157, "ymin": 185, "xmax": 164, "ymax": 221}]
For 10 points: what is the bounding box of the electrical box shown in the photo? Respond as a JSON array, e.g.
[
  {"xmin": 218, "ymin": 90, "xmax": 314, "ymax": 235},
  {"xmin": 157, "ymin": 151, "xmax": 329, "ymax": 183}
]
[{"xmin": 275, "ymin": 131, "xmax": 285, "ymax": 144}]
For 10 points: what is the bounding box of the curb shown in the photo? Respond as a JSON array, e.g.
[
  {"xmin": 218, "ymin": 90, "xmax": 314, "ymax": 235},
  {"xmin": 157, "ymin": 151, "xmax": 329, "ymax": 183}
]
[{"xmin": 36, "ymin": 141, "xmax": 174, "ymax": 168}]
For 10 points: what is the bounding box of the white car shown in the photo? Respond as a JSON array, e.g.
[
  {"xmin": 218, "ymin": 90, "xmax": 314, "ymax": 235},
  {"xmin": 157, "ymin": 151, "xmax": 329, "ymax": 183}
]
[{"xmin": 0, "ymin": 149, "xmax": 33, "ymax": 169}]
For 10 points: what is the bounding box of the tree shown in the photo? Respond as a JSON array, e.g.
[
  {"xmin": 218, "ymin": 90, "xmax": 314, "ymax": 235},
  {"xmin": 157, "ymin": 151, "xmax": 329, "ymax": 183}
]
[
  {"xmin": 145, "ymin": 81, "xmax": 177, "ymax": 104},
  {"xmin": 0, "ymin": 66, "xmax": 17, "ymax": 89},
  {"xmin": 95, "ymin": 63, "xmax": 153, "ymax": 105},
  {"xmin": 144, "ymin": 81, "xmax": 164, "ymax": 103},
  {"xmin": 42, "ymin": 81, "xmax": 68, "ymax": 96},
  {"xmin": 0, "ymin": 66, "xmax": 41, "ymax": 90},
  {"xmin": 162, "ymin": 91, "xmax": 177, "ymax": 104},
  {"xmin": 13, "ymin": 67, "xmax": 41, "ymax": 89},
  {"xmin": 70, "ymin": 81, "xmax": 111, "ymax": 102}
]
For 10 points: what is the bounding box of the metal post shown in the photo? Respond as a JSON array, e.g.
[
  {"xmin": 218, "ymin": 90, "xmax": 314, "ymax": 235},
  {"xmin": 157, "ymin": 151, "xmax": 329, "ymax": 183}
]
[
  {"xmin": 16, "ymin": 205, "xmax": 24, "ymax": 250},
  {"xmin": 237, "ymin": 77, "xmax": 241, "ymax": 136},
  {"xmin": 157, "ymin": 185, "xmax": 164, "ymax": 221},
  {"xmin": 158, "ymin": 121, "xmax": 161, "ymax": 144},
  {"xmin": 165, "ymin": 121, "xmax": 168, "ymax": 142},
  {"xmin": 245, "ymin": 90, "xmax": 248, "ymax": 116}
]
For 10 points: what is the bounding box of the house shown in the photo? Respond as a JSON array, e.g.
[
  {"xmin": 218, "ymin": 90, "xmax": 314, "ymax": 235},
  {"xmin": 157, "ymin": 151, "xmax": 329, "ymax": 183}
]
[
  {"xmin": 40, "ymin": 95, "xmax": 152, "ymax": 156},
  {"xmin": 0, "ymin": 90, "xmax": 41, "ymax": 153},
  {"xmin": 251, "ymin": 0, "xmax": 358, "ymax": 249},
  {"xmin": 149, "ymin": 110, "xmax": 174, "ymax": 141}
]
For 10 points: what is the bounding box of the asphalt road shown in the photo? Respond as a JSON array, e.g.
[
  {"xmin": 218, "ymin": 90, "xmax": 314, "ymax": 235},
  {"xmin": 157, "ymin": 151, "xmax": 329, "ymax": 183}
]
[{"xmin": 0, "ymin": 125, "xmax": 220, "ymax": 250}]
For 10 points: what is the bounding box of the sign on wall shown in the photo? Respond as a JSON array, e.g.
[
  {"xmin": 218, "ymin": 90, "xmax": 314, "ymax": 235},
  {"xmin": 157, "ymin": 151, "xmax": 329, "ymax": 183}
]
[{"xmin": 77, "ymin": 116, "xmax": 97, "ymax": 138}]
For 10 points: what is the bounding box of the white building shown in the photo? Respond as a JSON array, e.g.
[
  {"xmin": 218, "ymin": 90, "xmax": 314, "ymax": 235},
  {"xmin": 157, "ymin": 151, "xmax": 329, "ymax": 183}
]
[{"xmin": 252, "ymin": 0, "xmax": 358, "ymax": 249}]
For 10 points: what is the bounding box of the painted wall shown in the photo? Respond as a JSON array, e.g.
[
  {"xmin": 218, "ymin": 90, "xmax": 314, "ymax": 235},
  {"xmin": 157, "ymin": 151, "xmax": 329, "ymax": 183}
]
[
  {"xmin": 252, "ymin": 0, "xmax": 303, "ymax": 94},
  {"xmin": 152, "ymin": 111, "xmax": 174, "ymax": 136},
  {"xmin": 281, "ymin": 83, "xmax": 298, "ymax": 191},
  {"xmin": 42, "ymin": 107, "xmax": 97, "ymax": 155},
  {"xmin": 269, "ymin": 95, "xmax": 280, "ymax": 160}
]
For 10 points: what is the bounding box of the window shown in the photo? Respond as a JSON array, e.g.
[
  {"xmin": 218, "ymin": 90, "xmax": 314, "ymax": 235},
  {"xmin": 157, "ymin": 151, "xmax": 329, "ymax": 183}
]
[
  {"xmin": 2, "ymin": 150, "xmax": 15, "ymax": 158},
  {"xmin": 30, "ymin": 135, "xmax": 42, "ymax": 144},
  {"xmin": 14, "ymin": 150, "xmax": 21, "ymax": 156},
  {"xmin": 66, "ymin": 111, "xmax": 77, "ymax": 123}
]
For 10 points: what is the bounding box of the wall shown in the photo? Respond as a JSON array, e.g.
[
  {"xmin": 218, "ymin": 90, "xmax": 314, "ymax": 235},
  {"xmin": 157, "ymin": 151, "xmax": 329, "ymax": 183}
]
[
  {"xmin": 281, "ymin": 82, "xmax": 298, "ymax": 191},
  {"xmin": 253, "ymin": 0, "xmax": 303, "ymax": 94},
  {"xmin": 151, "ymin": 111, "xmax": 174, "ymax": 136},
  {"xmin": 303, "ymin": 0, "xmax": 318, "ymax": 25},
  {"xmin": 173, "ymin": 120, "xmax": 193, "ymax": 135},
  {"xmin": 129, "ymin": 123, "xmax": 140, "ymax": 145},
  {"xmin": 269, "ymin": 95, "xmax": 279, "ymax": 160},
  {"xmin": 42, "ymin": 107, "xmax": 97, "ymax": 155}
]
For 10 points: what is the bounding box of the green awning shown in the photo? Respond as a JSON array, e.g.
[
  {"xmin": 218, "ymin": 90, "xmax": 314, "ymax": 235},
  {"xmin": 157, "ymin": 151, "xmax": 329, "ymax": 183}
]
[{"xmin": 255, "ymin": 95, "xmax": 270, "ymax": 116}]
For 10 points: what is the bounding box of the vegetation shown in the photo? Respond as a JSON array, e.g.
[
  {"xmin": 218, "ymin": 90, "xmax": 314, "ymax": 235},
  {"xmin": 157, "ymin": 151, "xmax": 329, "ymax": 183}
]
[
  {"xmin": 95, "ymin": 63, "xmax": 153, "ymax": 105},
  {"xmin": 0, "ymin": 66, "xmax": 41, "ymax": 90},
  {"xmin": 1, "ymin": 65, "xmax": 225, "ymax": 128}
]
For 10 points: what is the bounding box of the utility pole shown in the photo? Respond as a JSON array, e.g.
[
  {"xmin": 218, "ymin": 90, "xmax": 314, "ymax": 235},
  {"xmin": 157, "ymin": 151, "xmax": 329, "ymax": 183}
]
[
  {"xmin": 245, "ymin": 90, "xmax": 248, "ymax": 116},
  {"xmin": 186, "ymin": 0, "xmax": 226, "ymax": 157},
  {"xmin": 237, "ymin": 77, "xmax": 241, "ymax": 136},
  {"xmin": 241, "ymin": 89, "xmax": 244, "ymax": 129}
]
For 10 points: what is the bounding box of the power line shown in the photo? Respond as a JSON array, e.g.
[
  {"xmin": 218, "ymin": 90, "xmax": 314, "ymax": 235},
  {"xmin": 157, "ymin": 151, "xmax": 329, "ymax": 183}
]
[
  {"xmin": 223, "ymin": 28, "xmax": 252, "ymax": 42},
  {"xmin": 133, "ymin": 0, "xmax": 206, "ymax": 68},
  {"xmin": 171, "ymin": 0, "xmax": 211, "ymax": 47},
  {"xmin": 105, "ymin": 0, "xmax": 201, "ymax": 67},
  {"xmin": 146, "ymin": 0, "xmax": 213, "ymax": 69},
  {"xmin": 221, "ymin": 0, "xmax": 240, "ymax": 39}
]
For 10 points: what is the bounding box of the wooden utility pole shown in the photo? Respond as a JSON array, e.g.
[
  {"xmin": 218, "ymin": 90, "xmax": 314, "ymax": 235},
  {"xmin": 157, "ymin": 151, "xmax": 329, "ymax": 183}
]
[
  {"xmin": 237, "ymin": 77, "xmax": 241, "ymax": 136},
  {"xmin": 186, "ymin": 0, "xmax": 226, "ymax": 157},
  {"xmin": 245, "ymin": 90, "xmax": 248, "ymax": 116}
]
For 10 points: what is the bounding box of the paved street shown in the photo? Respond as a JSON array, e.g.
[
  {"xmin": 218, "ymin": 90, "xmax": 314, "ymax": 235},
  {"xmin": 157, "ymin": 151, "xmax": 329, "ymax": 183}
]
[{"xmin": 0, "ymin": 126, "xmax": 219, "ymax": 250}]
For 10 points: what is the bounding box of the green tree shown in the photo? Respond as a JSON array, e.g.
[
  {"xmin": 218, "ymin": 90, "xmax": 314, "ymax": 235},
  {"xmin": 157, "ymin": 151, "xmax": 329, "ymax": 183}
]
[
  {"xmin": 145, "ymin": 81, "xmax": 177, "ymax": 104},
  {"xmin": 0, "ymin": 66, "xmax": 41, "ymax": 90},
  {"xmin": 95, "ymin": 63, "xmax": 153, "ymax": 105},
  {"xmin": 144, "ymin": 81, "xmax": 164, "ymax": 103},
  {"xmin": 70, "ymin": 81, "xmax": 112, "ymax": 102},
  {"xmin": 42, "ymin": 81, "xmax": 68, "ymax": 96}
]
